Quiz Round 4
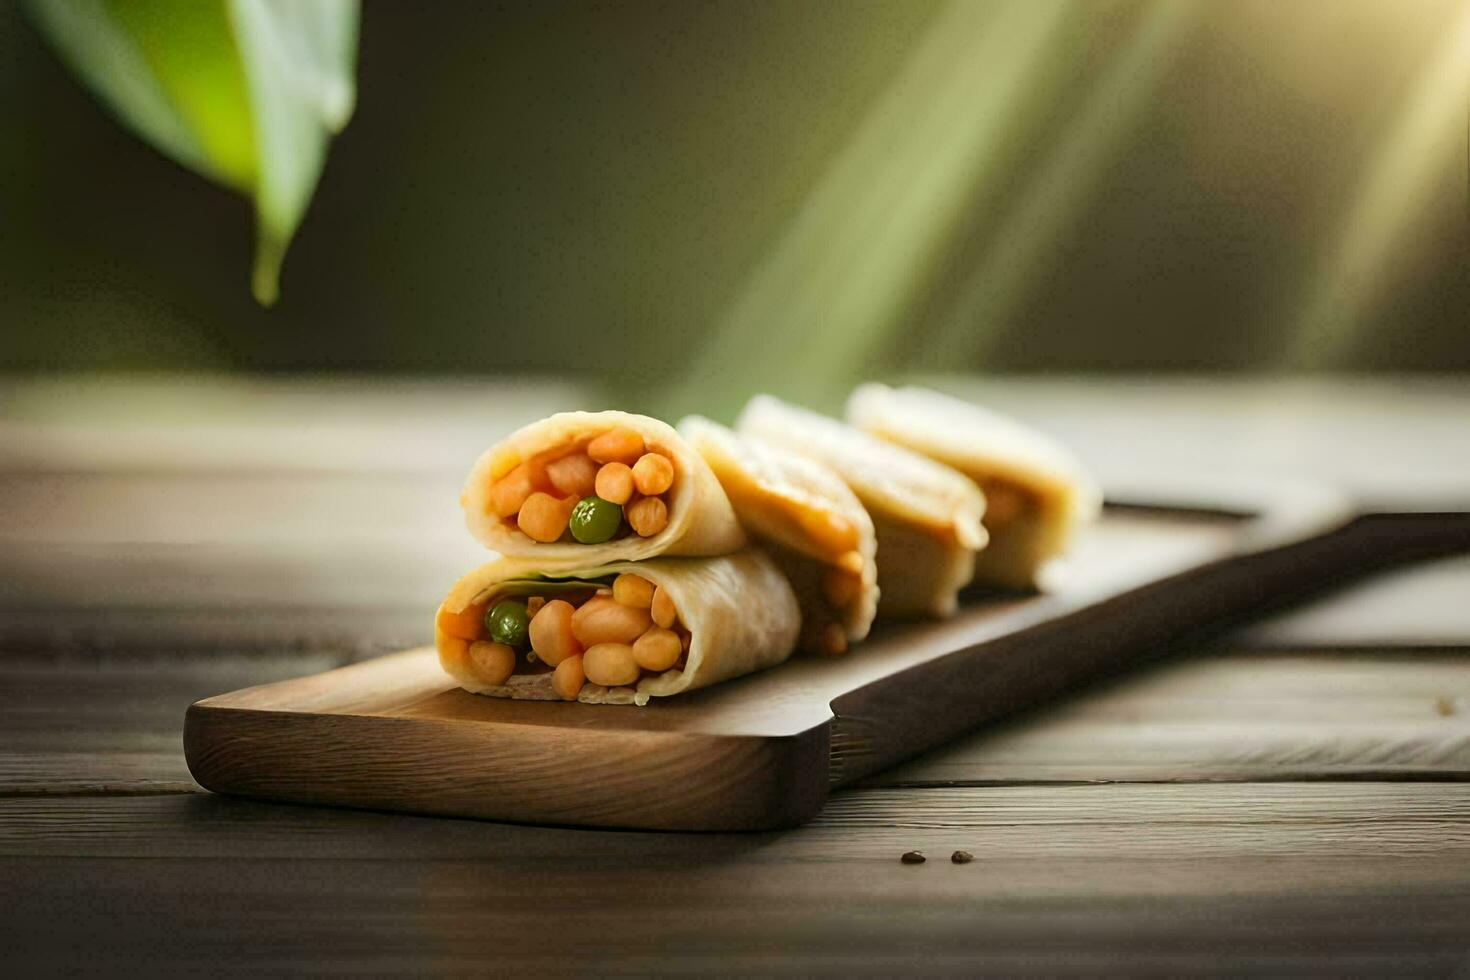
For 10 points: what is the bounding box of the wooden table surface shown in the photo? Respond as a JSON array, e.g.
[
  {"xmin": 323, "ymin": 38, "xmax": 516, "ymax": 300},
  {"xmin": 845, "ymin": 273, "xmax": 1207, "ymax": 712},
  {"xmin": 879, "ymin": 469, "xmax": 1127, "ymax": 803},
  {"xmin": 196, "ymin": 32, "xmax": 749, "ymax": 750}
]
[{"xmin": 3, "ymin": 376, "xmax": 1469, "ymax": 976}]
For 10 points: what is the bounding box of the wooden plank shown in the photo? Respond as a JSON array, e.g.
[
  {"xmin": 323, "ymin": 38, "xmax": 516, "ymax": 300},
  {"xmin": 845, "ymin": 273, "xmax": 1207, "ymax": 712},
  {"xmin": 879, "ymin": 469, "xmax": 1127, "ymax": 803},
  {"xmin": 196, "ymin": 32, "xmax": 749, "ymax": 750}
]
[
  {"xmin": 6, "ymin": 783, "xmax": 1467, "ymax": 862},
  {"xmin": 1242, "ymin": 553, "xmax": 1470, "ymax": 648},
  {"xmin": 0, "ymin": 470, "xmax": 481, "ymax": 653},
  {"xmin": 0, "ymin": 652, "xmax": 343, "ymax": 795},
  {"xmin": 6, "ymin": 642, "xmax": 1467, "ymax": 803},
  {"xmin": 0, "ymin": 472, "xmax": 477, "ymax": 650},
  {"xmin": 3, "ymin": 648, "xmax": 1466, "ymax": 802},
  {"xmin": 7, "ymin": 857, "xmax": 1464, "ymax": 977},
  {"xmin": 869, "ymin": 651, "xmax": 1470, "ymax": 786},
  {"xmin": 3, "ymin": 649, "xmax": 1467, "ymax": 800},
  {"xmin": 3, "ymin": 786, "xmax": 1468, "ymax": 975}
]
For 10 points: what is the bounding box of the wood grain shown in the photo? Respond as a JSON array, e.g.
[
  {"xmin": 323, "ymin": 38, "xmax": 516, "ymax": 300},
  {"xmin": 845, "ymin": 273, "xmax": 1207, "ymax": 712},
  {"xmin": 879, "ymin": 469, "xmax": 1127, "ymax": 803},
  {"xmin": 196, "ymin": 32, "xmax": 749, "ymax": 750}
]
[
  {"xmin": 871, "ymin": 651, "xmax": 1470, "ymax": 786},
  {"xmin": 6, "ymin": 648, "xmax": 1468, "ymax": 798},
  {"xmin": 0, "ymin": 652, "xmax": 343, "ymax": 795},
  {"xmin": 1243, "ymin": 554, "xmax": 1470, "ymax": 649},
  {"xmin": 3, "ymin": 786, "xmax": 1468, "ymax": 976},
  {"xmin": 8, "ymin": 783, "xmax": 1468, "ymax": 863},
  {"xmin": 8, "ymin": 861, "xmax": 1462, "ymax": 977}
]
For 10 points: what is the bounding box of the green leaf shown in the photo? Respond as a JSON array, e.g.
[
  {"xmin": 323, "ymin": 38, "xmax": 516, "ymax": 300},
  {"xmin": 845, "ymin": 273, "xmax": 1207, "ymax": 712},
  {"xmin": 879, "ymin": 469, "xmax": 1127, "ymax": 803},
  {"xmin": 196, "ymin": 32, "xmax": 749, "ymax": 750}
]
[
  {"xmin": 226, "ymin": 0, "xmax": 358, "ymax": 304},
  {"xmin": 22, "ymin": 0, "xmax": 359, "ymax": 305}
]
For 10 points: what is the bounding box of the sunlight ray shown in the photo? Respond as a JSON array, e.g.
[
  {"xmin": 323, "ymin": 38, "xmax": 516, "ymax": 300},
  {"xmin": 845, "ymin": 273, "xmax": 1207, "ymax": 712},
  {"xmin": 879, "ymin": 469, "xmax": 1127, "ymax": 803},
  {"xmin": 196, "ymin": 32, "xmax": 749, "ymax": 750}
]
[
  {"xmin": 1286, "ymin": 1, "xmax": 1470, "ymax": 367},
  {"xmin": 924, "ymin": 0, "xmax": 1203, "ymax": 367},
  {"xmin": 657, "ymin": 0, "xmax": 1071, "ymax": 418}
]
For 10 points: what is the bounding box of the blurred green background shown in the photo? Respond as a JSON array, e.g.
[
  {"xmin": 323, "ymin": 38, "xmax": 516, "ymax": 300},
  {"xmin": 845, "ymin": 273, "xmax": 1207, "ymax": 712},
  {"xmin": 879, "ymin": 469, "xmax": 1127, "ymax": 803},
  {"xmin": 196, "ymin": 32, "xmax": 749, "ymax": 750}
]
[{"xmin": 3, "ymin": 0, "xmax": 1466, "ymax": 418}]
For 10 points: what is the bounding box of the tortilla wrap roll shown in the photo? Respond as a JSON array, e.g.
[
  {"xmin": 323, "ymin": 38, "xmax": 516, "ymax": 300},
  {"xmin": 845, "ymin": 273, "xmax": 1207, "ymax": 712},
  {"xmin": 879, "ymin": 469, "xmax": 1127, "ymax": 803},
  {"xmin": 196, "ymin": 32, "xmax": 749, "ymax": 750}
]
[
  {"xmin": 736, "ymin": 395, "xmax": 986, "ymax": 619},
  {"xmin": 847, "ymin": 384, "xmax": 1101, "ymax": 590},
  {"xmin": 434, "ymin": 548, "xmax": 799, "ymax": 705},
  {"xmin": 679, "ymin": 415, "xmax": 878, "ymax": 656},
  {"xmin": 463, "ymin": 410, "xmax": 746, "ymax": 564}
]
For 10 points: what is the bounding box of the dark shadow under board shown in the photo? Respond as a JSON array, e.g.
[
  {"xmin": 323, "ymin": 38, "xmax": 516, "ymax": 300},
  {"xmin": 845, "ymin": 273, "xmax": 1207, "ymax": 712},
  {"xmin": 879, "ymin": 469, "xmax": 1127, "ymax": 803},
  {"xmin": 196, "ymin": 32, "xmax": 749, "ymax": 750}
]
[{"xmin": 183, "ymin": 480, "xmax": 1470, "ymax": 830}]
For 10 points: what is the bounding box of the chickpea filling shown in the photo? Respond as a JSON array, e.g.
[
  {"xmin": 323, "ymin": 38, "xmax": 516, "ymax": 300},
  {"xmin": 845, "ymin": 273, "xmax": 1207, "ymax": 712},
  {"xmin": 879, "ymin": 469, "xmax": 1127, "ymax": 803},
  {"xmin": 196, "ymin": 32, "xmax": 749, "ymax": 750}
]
[
  {"xmin": 789, "ymin": 509, "xmax": 865, "ymax": 657},
  {"xmin": 486, "ymin": 427, "xmax": 677, "ymax": 545},
  {"xmin": 975, "ymin": 478, "xmax": 1036, "ymax": 530},
  {"xmin": 814, "ymin": 555, "xmax": 865, "ymax": 655},
  {"xmin": 764, "ymin": 542, "xmax": 864, "ymax": 658},
  {"xmin": 437, "ymin": 573, "xmax": 690, "ymax": 700}
]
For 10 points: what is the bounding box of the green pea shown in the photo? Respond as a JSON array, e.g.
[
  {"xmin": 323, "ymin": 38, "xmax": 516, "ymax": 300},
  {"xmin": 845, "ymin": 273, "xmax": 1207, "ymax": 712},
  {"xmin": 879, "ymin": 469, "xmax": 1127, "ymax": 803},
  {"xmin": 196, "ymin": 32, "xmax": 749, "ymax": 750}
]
[
  {"xmin": 485, "ymin": 599, "xmax": 530, "ymax": 649},
  {"xmin": 569, "ymin": 495, "xmax": 623, "ymax": 544}
]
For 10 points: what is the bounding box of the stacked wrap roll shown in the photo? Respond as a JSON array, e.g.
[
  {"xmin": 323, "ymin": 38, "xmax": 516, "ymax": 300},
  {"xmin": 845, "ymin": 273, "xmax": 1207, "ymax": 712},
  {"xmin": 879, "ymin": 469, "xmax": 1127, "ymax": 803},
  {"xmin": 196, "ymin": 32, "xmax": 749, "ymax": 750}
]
[
  {"xmin": 437, "ymin": 550, "xmax": 800, "ymax": 705},
  {"xmin": 438, "ymin": 410, "xmax": 799, "ymax": 704},
  {"xmin": 462, "ymin": 411, "xmax": 747, "ymax": 563}
]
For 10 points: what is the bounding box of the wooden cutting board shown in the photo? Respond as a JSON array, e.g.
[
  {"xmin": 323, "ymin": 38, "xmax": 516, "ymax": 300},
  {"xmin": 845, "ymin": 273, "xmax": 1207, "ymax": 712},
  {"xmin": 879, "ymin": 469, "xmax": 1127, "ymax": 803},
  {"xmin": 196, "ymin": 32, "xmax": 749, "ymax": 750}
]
[{"xmin": 186, "ymin": 478, "xmax": 1435, "ymax": 831}]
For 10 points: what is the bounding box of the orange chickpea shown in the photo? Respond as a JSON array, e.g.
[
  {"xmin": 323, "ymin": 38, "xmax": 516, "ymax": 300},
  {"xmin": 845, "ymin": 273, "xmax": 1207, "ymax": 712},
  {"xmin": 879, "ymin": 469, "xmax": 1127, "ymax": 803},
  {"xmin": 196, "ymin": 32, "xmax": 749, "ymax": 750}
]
[
  {"xmin": 436, "ymin": 599, "xmax": 486, "ymax": 641},
  {"xmin": 632, "ymin": 627, "xmax": 682, "ymax": 672},
  {"xmin": 594, "ymin": 462, "xmax": 635, "ymax": 505},
  {"xmin": 583, "ymin": 642, "xmax": 641, "ymax": 687},
  {"xmin": 631, "ymin": 452, "xmax": 674, "ymax": 496},
  {"xmin": 587, "ymin": 427, "xmax": 645, "ymax": 465},
  {"xmin": 612, "ymin": 573, "xmax": 655, "ymax": 609},
  {"xmin": 545, "ymin": 453, "xmax": 599, "ymax": 498},
  {"xmin": 468, "ymin": 640, "xmax": 516, "ymax": 685},
  {"xmin": 625, "ymin": 496, "xmax": 668, "ymax": 538},
  {"xmin": 517, "ymin": 492, "xmax": 573, "ymax": 542},
  {"xmin": 822, "ymin": 568, "xmax": 860, "ymax": 609},
  {"xmin": 529, "ymin": 599, "xmax": 582, "ymax": 666},
  {"xmin": 488, "ymin": 464, "xmax": 535, "ymax": 518},
  {"xmin": 523, "ymin": 451, "xmax": 554, "ymax": 492},
  {"xmin": 552, "ymin": 654, "xmax": 585, "ymax": 700},
  {"xmin": 650, "ymin": 585, "xmax": 677, "ymax": 629},
  {"xmin": 571, "ymin": 596, "xmax": 652, "ymax": 647}
]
